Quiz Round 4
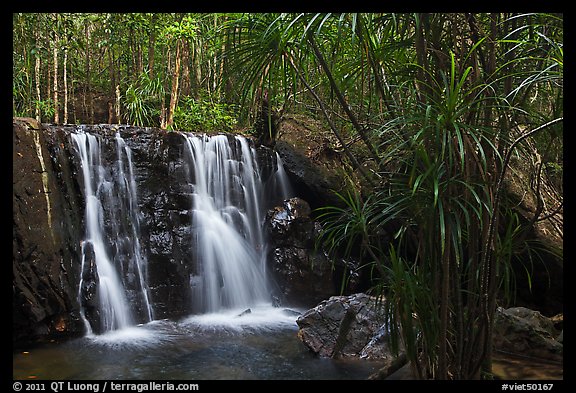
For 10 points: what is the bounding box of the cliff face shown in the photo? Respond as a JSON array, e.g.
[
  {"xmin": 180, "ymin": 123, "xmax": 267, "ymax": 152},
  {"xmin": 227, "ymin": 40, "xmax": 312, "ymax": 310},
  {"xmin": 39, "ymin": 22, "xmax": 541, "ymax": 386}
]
[{"xmin": 13, "ymin": 118, "xmax": 85, "ymax": 344}]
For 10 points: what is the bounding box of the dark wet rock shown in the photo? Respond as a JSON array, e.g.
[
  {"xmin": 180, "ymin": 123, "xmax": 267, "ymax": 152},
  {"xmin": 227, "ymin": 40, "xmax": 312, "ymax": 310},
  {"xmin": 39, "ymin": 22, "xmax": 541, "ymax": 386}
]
[
  {"xmin": 266, "ymin": 197, "xmax": 317, "ymax": 248},
  {"xmin": 265, "ymin": 198, "xmax": 337, "ymax": 307},
  {"xmin": 274, "ymin": 140, "xmax": 342, "ymax": 210},
  {"xmin": 13, "ymin": 119, "xmax": 85, "ymax": 345},
  {"xmin": 493, "ymin": 306, "xmax": 563, "ymax": 362},
  {"xmin": 269, "ymin": 247, "xmax": 335, "ymax": 307},
  {"xmin": 79, "ymin": 242, "xmax": 101, "ymax": 333},
  {"xmin": 282, "ymin": 309, "xmax": 302, "ymax": 317},
  {"xmin": 296, "ymin": 293, "xmax": 404, "ymax": 366}
]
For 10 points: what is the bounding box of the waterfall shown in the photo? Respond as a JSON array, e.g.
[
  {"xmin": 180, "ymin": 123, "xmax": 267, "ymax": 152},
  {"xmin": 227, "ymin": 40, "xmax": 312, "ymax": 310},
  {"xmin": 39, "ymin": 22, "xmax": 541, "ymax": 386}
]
[
  {"xmin": 73, "ymin": 131, "xmax": 152, "ymax": 334},
  {"xmin": 183, "ymin": 134, "xmax": 271, "ymax": 313},
  {"xmin": 71, "ymin": 128, "xmax": 293, "ymax": 332},
  {"xmin": 273, "ymin": 151, "xmax": 294, "ymax": 202},
  {"xmin": 113, "ymin": 132, "xmax": 154, "ymax": 322}
]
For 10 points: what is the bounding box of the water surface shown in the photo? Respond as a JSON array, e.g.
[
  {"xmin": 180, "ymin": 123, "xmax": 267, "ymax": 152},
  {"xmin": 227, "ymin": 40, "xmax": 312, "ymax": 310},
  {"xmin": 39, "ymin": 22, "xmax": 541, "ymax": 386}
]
[{"xmin": 13, "ymin": 306, "xmax": 386, "ymax": 380}]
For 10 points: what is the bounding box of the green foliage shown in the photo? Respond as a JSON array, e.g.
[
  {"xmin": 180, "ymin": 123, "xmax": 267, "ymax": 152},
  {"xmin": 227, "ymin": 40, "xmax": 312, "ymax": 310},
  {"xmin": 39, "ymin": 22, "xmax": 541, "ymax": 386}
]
[
  {"xmin": 123, "ymin": 70, "xmax": 164, "ymax": 127},
  {"xmin": 160, "ymin": 14, "xmax": 199, "ymax": 42},
  {"xmin": 315, "ymin": 13, "xmax": 562, "ymax": 379},
  {"xmin": 171, "ymin": 95, "xmax": 238, "ymax": 133}
]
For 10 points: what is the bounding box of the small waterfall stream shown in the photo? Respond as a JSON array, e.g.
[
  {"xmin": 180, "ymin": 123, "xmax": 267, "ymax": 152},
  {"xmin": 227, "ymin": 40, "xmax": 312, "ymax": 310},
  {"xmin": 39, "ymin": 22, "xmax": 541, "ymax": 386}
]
[
  {"xmin": 73, "ymin": 131, "xmax": 153, "ymax": 334},
  {"xmin": 73, "ymin": 131, "xmax": 134, "ymax": 333},
  {"xmin": 184, "ymin": 134, "xmax": 270, "ymax": 313},
  {"xmin": 114, "ymin": 133, "xmax": 154, "ymax": 322}
]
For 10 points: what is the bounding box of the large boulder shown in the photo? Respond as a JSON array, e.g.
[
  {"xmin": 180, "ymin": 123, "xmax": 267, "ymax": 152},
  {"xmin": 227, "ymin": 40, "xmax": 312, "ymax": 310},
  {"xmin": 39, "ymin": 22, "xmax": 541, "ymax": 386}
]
[
  {"xmin": 296, "ymin": 293, "xmax": 403, "ymax": 364},
  {"xmin": 493, "ymin": 306, "xmax": 563, "ymax": 362}
]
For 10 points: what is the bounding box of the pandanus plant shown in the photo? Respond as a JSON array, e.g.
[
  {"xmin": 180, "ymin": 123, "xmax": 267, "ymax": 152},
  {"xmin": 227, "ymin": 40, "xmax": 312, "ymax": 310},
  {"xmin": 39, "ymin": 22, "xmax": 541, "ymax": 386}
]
[{"xmin": 219, "ymin": 12, "xmax": 562, "ymax": 379}]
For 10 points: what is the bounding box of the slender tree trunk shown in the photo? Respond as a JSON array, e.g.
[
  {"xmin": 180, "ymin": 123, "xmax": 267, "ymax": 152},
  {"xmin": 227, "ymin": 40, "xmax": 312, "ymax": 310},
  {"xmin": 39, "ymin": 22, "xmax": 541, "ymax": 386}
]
[
  {"xmin": 414, "ymin": 13, "xmax": 430, "ymax": 104},
  {"xmin": 217, "ymin": 16, "xmax": 228, "ymax": 97},
  {"xmin": 181, "ymin": 41, "xmax": 191, "ymax": 96},
  {"xmin": 478, "ymin": 14, "xmax": 499, "ymax": 378},
  {"xmin": 34, "ymin": 14, "xmax": 42, "ymax": 122},
  {"xmin": 129, "ymin": 28, "xmax": 135, "ymax": 77},
  {"xmin": 46, "ymin": 59, "xmax": 51, "ymax": 112},
  {"xmin": 166, "ymin": 40, "xmax": 182, "ymax": 129},
  {"xmin": 148, "ymin": 14, "xmax": 157, "ymax": 78},
  {"xmin": 69, "ymin": 58, "xmax": 76, "ymax": 124},
  {"xmin": 85, "ymin": 24, "xmax": 93, "ymax": 123},
  {"xmin": 116, "ymin": 84, "xmax": 121, "ymax": 124},
  {"xmin": 63, "ymin": 42, "xmax": 68, "ymax": 124},
  {"xmin": 193, "ymin": 39, "xmax": 202, "ymax": 99},
  {"xmin": 160, "ymin": 46, "xmax": 170, "ymax": 128},
  {"xmin": 108, "ymin": 47, "xmax": 116, "ymax": 124},
  {"xmin": 34, "ymin": 52, "xmax": 41, "ymax": 122},
  {"xmin": 53, "ymin": 29, "xmax": 59, "ymax": 124},
  {"xmin": 137, "ymin": 40, "xmax": 143, "ymax": 76},
  {"xmin": 438, "ymin": 223, "xmax": 452, "ymax": 380}
]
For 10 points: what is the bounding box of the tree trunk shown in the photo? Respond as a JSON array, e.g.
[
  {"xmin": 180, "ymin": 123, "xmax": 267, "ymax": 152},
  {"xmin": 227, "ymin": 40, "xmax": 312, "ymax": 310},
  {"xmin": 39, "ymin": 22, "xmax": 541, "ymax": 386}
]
[
  {"xmin": 34, "ymin": 52, "xmax": 41, "ymax": 122},
  {"xmin": 166, "ymin": 40, "xmax": 182, "ymax": 129},
  {"xmin": 63, "ymin": 43, "xmax": 68, "ymax": 124},
  {"xmin": 137, "ymin": 40, "xmax": 143, "ymax": 76},
  {"xmin": 193, "ymin": 39, "xmax": 202, "ymax": 99},
  {"xmin": 180, "ymin": 41, "xmax": 191, "ymax": 97},
  {"xmin": 53, "ymin": 29, "xmax": 59, "ymax": 124},
  {"xmin": 115, "ymin": 84, "xmax": 121, "ymax": 124},
  {"xmin": 85, "ymin": 24, "xmax": 93, "ymax": 123},
  {"xmin": 217, "ymin": 15, "xmax": 228, "ymax": 98},
  {"xmin": 160, "ymin": 46, "xmax": 170, "ymax": 129},
  {"xmin": 34, "ymin": 14, "xmax": 42, "ymax": 122},
  {"xmin": 108, "ymin": 42, "xmax": 117, "ymax": 124},
  {"xmin": 148, "ymin": 14, "xmax": 157, "ymax": 78},
  {"xmin": 414, "ymin": 13, "xmax": 430, "ymax": 104}
]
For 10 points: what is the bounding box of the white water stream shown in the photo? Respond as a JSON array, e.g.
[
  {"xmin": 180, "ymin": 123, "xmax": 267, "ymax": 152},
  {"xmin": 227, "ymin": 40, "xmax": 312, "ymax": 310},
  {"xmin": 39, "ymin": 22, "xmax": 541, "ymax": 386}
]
[
  {"xmin": 183, "ymin": 134, "xmax": 270, "ymax": 313},
  {"xmin": 73, "ymin": 131, "xmax": 153, "ymax": 334}
]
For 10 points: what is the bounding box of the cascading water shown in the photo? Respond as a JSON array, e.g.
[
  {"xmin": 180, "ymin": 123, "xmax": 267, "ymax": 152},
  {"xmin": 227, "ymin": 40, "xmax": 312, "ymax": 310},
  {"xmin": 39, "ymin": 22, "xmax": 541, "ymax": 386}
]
[
  {"xmin": 72, "ymin": 128, "xmax": 292, "ymax": 333},
  {"xmin": 183, "ymin": 134, "xmax": 271, "ymax": 313},
  {"xmin": 272, "ymin": 151, "xmax": 294, "ymax": 202},
  {"xmin": 73, "ymin": 130, "xmax": 152, "ymax": 334},
  {"xmin": 113, "ymin": 133, "xmax": 154, "ymax": 322}
]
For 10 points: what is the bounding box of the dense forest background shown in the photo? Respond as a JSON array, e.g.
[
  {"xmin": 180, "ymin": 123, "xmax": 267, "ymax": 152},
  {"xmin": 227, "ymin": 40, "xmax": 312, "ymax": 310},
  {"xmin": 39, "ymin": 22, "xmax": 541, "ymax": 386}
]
[{"xmin": 12, "ymin": 13, "xmax": 563, "ymax": 380}]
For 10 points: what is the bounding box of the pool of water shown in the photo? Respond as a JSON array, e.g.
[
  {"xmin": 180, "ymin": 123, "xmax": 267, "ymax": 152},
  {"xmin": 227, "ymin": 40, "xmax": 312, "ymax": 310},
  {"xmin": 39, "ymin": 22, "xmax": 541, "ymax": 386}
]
[{"xmin": 13, "ymin": 306, "xmax": 387, "ymax": 380}]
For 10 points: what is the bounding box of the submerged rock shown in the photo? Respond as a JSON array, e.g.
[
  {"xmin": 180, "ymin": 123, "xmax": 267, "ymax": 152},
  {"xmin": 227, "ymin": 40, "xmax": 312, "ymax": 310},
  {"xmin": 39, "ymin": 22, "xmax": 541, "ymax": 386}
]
[{"xmin": 237, "ymin": 309, "xmax": 252, "ymax": 317}]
